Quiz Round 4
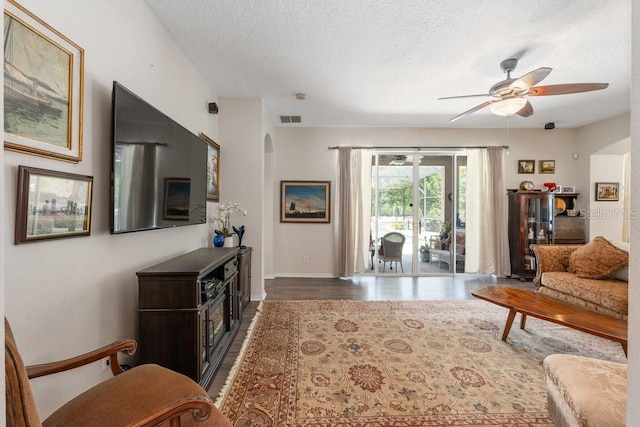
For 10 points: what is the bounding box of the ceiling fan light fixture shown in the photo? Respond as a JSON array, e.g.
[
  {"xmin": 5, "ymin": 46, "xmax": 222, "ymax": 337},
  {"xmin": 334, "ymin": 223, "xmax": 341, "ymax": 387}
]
[{"xmin": 489, "ymin": 97, "xmax": 527, "ymax": 116}]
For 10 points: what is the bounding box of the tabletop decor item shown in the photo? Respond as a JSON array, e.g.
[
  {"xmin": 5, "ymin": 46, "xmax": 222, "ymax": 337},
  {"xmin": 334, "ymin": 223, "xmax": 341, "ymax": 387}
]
[
  {"xmin": 233, "ymin": 225, "xmax": 246, "ymax": 247},
  {"xmin": 209, "ymin": 202, "xmax": 246, "ymax": 247},
  {"xmin": 213, "ymin": 234, "xmax": 225, "ymax": 247}
]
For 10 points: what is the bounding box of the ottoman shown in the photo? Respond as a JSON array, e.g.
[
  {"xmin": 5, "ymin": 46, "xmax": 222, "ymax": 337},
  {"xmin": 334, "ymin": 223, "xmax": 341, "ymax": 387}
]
[{"xmin": 543, "ymin": 354, "xmax": 626, "ymax": 426}]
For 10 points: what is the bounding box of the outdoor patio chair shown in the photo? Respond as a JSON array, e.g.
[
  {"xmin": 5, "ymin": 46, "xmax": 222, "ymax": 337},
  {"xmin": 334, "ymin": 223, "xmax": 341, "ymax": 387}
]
[{"xmin": 380, "ymin": 232, "xmax": 405, "ymax": 272}]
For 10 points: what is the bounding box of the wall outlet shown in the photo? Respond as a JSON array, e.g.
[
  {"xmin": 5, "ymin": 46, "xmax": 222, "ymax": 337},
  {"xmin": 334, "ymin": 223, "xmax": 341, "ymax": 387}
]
[
  {"xmin": 102, "ymin": 357, "xmax": 110, "ymax": 372},
  {"xmin": 303, "ymin": 256, "xmax": 309, "ymax": 263}
]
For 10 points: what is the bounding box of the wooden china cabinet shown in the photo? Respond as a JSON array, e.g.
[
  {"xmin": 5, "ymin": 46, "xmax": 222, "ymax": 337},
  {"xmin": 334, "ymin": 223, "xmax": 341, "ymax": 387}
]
[{"xmin": 507, "ymin": 190, "xmax": 585, "ymax": 280}]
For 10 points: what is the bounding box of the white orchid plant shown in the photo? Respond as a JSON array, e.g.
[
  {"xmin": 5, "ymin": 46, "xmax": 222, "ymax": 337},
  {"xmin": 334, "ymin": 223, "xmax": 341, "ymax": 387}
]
[{"xmin": 209, "ymin": 202, "xmax": 247, "ymax": 237}]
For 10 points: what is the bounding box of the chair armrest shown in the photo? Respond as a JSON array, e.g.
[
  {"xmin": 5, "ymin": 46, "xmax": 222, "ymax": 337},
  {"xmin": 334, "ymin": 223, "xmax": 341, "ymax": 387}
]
[
  {"xmin": 531, "ymin": 244, "xmax": 581, "ymax": 286},
  {"xmin": 26, "ymin": 338, "xmax": 137, "ymax": 379}
]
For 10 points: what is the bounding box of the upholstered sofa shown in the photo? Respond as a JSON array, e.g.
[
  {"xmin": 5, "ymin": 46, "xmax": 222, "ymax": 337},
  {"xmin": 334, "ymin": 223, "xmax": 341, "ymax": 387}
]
[{"xmin": 531, "ymin": 236, "xmax": 629, "ymax": 320}]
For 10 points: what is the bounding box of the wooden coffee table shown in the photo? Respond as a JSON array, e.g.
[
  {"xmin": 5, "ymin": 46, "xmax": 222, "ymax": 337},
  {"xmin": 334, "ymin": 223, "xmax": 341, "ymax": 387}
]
[{"xmin": 472, "ymin": 286, "xmax": 627, "ymax": 356}]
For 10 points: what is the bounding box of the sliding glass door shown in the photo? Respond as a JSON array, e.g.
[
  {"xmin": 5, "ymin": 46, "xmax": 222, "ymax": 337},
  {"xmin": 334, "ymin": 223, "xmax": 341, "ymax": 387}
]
[{"xmin": 369, "ymin": 151, "xmax": 467, "ymax": 276}]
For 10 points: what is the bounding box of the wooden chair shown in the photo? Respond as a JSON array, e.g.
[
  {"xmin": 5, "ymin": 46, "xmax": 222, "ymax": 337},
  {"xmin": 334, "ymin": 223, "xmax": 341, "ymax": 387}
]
[
  {"xmin": 379, "ymin": 232, "xmax": 406, "ymax": 272},
  {"xmin": 5, "ymin": 318, "xmax": 233, "ymax": 427}
]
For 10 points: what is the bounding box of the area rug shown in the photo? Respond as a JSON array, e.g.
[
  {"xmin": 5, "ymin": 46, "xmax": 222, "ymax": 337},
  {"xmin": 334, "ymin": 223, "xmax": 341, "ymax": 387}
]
[{"xmin": 216, "ymin": 300, "xmax": 626, "ymax": 426}]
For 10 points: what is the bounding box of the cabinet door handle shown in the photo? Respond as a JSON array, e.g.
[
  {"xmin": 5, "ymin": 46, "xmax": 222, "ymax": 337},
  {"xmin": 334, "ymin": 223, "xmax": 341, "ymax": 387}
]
[{"xmin": 209, "ymin": 319, "xmax": 214, "ymax": 348}]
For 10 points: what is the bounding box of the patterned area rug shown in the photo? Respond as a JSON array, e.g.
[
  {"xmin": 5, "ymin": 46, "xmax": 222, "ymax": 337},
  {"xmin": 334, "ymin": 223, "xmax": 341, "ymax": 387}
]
[{"xmin": 217, "ymin": 300, "xmax": 626, "ymax": 426}]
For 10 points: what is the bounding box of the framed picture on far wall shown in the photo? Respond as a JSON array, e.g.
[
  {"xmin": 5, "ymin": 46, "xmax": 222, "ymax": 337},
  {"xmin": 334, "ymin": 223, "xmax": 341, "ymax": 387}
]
[
  {"xmin": 518, "ymin": 160, "xmax": 535, "ymax": 174},
  {"xmin": 4, "ymin": 0, "xmax": 85, "ymax": 162},
  {"xmin": 539, "ymin": 160, "xmax": 556, "ymax": 174},
  {"xmin": 199, "ymin": 132, "xmax": 220, "ymax": 201},
  {"xmin": 15, "ymin": 166, "xmax": 93, "ymax": 244},
  {"xmin": 280, "ymin": 180, "xmax": 331, "ymax": 223},
  {"xmin": 595, "ymin": 182, "xmax": 619, "ymax": 201}
]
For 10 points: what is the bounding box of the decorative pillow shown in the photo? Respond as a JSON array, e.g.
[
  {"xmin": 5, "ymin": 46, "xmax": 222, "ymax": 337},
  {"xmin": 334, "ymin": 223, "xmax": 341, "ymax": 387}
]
[{"xmin": 568, "ymin": 236, "xmax": 629, "ymax": 279}]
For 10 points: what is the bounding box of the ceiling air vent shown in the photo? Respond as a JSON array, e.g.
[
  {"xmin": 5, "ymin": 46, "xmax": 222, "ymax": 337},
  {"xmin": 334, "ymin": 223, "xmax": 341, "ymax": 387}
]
[{"xmin": 280, "ymin": 115, "xmax": 302, "ymax": 124}]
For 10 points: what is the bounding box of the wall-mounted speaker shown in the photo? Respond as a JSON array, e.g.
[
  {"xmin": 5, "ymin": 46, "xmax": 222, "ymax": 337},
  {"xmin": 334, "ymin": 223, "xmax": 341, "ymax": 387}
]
[{"xmin": 208, "ymin": 102, "xmax": 218, "ymax": 114}]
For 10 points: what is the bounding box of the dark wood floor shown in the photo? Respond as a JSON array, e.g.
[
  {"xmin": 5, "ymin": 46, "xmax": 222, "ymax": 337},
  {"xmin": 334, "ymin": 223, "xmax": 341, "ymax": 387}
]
[{"xmin": 207, "ymin": 275, "xmax": 534, "ymax": 399}]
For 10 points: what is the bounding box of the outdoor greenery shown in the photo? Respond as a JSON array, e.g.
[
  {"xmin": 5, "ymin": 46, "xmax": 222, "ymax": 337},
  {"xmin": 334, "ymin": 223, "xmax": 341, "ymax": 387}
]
[
  {"xmin": 371, "ymin": 161, "xmax": 467, "ymax": 234},
  {"xmin": 372, "ymin": 173, "xmax": 445, "ymax": 231}
]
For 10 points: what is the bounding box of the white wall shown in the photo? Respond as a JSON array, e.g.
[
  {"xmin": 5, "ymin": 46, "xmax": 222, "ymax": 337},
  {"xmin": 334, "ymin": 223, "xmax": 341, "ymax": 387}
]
[
  {"xmin": 218, "ymin": 97, "xmax": 267, "ymax": 300},
  {"xmin": 272, "ymin": 126, "xmax": 597, "ymax": 276},
  {"xmin": 627, "ymin": 0, "xmax": 639, "ymax": 421},
  {"xmin": 3, "ymin": 1, "xmax": 217, "ymax": 418},
  {"xmin": 588, "ymin": 154, "xmax": 626, "ymax": 240}
]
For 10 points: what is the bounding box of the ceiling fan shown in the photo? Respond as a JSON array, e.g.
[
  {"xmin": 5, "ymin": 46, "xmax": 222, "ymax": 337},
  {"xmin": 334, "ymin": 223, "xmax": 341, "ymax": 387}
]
[
  {"xmin": 387, "ymin": 155, "xmax": 423, "ymax": 166},
  {"xmin": 439, "ymin": 58, "xmax": 609, "ymax": 123}
]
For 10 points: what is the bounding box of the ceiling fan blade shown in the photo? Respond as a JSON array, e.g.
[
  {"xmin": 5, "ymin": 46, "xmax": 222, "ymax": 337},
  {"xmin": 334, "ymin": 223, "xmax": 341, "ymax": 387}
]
[
  {"xmin": 510, "ymin": 67, "xmax": 552, "ymax": 90},
  {"xmin": 516, "ymin": 101, "xmax": 533, "ymax": 117},
  {"xmin": 448, "ymin": 100, "xmax": 494, "ymax": 123},
  {"xmin": 528, "ymin": 83, "xmax": 609, "ymax": 96},
  {"xmin": 438, "ymin": 93, "xmax": 490, "ymax": 100}
]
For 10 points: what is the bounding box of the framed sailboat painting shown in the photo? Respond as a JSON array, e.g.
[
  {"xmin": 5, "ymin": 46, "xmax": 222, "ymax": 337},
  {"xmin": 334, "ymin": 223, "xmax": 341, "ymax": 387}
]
[
  {"xmin": 280, "ymin": 180, "xmax": 331, "ymax": 223},
  {"xmin": 4, "ymin": 0, "xmax": 84, "ymax": 162}
]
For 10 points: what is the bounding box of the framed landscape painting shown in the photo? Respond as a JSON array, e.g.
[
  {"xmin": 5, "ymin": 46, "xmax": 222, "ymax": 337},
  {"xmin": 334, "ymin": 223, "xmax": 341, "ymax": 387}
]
[
  {"xmin": 200, "ymin": 132, "xmax": 220, "ymax": 201},
  {"xmin": 15, "ymin": 166, "xmax": 93, "ymax": 244},
  {"xmin": 539, "ymin": 160, "xmax": 556, "ymax": 174},
  {"xmin": 4, "ymin": 0, "xmax": 85, "ymax": 162},
  {"xmin": 280, "ymin": 181, "xmax": 331, "ymax": 223}
]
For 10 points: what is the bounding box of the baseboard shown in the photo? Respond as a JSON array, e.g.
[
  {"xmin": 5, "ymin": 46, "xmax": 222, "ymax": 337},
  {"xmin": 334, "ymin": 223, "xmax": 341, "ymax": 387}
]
[{"xmin": 273, "ymin": 273, "xmax": 337, "ymax": 279}]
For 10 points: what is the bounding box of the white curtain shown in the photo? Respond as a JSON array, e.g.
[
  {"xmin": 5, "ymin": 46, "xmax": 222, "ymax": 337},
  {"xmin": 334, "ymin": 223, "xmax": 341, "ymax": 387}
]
[
  {"xmin": 337, "ymin": 148, "xmax": 372, "ymax": 277},
  {"xmin": 465, "ymin": 147, "xmax": 510, "ymax": 276}
]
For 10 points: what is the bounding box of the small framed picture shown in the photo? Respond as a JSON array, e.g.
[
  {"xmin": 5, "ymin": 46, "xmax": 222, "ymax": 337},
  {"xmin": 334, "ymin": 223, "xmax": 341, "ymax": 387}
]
[
  {"xmin": 199, "ymin": 132, "xmax": 220, "ymax": 202},
  {"xmin": 518, "ymin": 160, "xmax": 535, "ymax": 174},
  {"xmin": 539, "ymin": 160, "xmax": 556, "ymax": 174},
  {"xmin": 15, "ymin": 166, "xmax": 93, "ymax": 244},
  {"xmin": 280, "ymin": 180, "xmax": 331, "ymax": 223},
  {"xmin": 595, "ymin": 182, "xmax": 619, "ymax": 201},
  {"xmin": 562, "ymin": 186, "xmax": 576, "ymax": 193}
]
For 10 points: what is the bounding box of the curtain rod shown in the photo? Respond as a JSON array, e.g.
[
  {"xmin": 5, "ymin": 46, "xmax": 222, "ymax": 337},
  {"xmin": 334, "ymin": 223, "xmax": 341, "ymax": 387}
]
[{"xmin": 327, "ymin": 145, "xmax": 509, "ymax": 150}]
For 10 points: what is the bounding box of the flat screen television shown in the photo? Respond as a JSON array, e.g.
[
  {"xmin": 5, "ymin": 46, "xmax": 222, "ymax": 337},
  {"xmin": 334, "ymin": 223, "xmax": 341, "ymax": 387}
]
[{"xmin": 110, "ymin": 81, "xmax": 207, "ymax": 234}]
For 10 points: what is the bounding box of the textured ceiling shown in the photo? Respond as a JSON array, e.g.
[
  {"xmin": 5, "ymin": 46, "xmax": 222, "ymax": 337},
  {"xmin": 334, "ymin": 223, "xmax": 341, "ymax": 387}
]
[{"xmin": 145, "ymin": 0, "xmax": 630, "ymax": 129}]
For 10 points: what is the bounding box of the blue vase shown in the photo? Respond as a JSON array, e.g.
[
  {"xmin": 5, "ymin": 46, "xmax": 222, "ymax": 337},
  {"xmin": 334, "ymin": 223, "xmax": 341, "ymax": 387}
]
[
  {"xmin": 213, "ymin": 234, "xmax": 225, "ymax": 247},
  {"xmin": 233, "ymin": 225, "xmax": 245, "ymax": 247}
]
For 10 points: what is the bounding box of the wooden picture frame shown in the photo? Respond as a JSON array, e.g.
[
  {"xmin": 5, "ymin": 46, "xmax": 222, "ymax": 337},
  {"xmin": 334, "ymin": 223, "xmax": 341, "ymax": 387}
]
[
  {"xmin": 199, "ymin": 132, "xmax": 220, "ymax": 201},
  {"xmin": 518, "ymin": 160, "xmax": 535, "ymax": 174},
  {"xmin": 163, "ymin": 178, "xmax": 191, "ymax": 220},
  {"xmin": 539, "ymin": 160, "xmax": 556, "ymax": 174},
  {"xmin": 562, "ymin": 186, "xmax": 576, "ymax": 193},
  {"xmin": 280, "ymin": 180, "xmax": 331, "ymax": 223},
  {"xmin": 4, "ymin": 0, "xmax": 84, "ymax": 162},
  {"xmin": 595, "ymin": 182, "xmax": 619, "ymax": 201},
  {"xmin": 15, "ymin": 166, "xmax": 92, "ymax": 244}
]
